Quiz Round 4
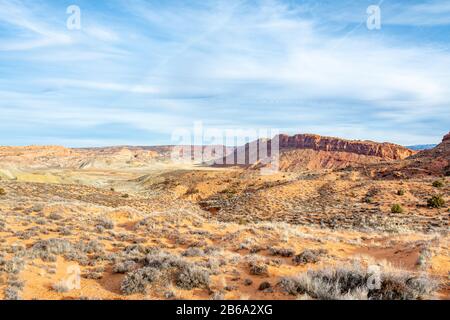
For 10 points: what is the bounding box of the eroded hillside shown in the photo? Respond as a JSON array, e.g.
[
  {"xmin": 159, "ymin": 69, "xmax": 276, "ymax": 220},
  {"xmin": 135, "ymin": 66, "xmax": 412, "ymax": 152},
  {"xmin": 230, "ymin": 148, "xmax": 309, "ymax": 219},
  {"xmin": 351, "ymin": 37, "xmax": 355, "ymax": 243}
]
[{"xmin": 0, "ymin": 133, "xmax": 448, "ymax": 300}]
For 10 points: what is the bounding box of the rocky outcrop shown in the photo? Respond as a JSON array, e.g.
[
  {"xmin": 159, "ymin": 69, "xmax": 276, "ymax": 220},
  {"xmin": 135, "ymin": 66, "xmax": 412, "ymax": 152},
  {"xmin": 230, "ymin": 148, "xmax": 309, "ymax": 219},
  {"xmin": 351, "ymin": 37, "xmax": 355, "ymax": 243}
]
[
  {"xmin": 377, "ymin": 131, "xmax": 450, "ymax": 178},
  {"xmin": 277, "ymin": 134, "xmax": 415, "ymax": 160},
  {"xmin": 212, "ymin": 133, "xmax": 416, "ymax": 171},
  {"xmin": 443, "ymin": 132, "xmax": 450, "ymax": 142},
  {"xmin": 410, "ymin": 132, "xmax": 450, "ymax": 174}
]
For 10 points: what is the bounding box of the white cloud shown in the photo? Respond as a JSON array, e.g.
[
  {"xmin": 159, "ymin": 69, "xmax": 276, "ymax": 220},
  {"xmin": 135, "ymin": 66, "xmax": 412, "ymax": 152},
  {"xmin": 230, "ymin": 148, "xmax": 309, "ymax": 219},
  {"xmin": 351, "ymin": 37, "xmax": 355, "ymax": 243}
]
[
  {"xmin": 0, "ymin": 0, "xmax": 449, "ymax": 146},
  {"xmin": 84, "ymin": 25, "xmax": 120, "ymax": 42},
  {"xmin": 0, "ymin": 0, "xmax": 73, "ymax": 50},
  {"xmin": 387, "ymin": 0, "xmax": 450, "ymax": 26},
  {"xmin": 39, "ymin": 79, "xmax": 161, "ymax": 94}
]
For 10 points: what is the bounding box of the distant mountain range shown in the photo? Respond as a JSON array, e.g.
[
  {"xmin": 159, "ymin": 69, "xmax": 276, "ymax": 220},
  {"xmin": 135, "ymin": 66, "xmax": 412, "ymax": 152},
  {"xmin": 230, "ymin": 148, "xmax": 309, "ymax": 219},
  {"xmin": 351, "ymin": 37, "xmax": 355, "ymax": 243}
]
[{"xmin": 406, "ymin": 144, "xmax": 437, "ymax": 151}]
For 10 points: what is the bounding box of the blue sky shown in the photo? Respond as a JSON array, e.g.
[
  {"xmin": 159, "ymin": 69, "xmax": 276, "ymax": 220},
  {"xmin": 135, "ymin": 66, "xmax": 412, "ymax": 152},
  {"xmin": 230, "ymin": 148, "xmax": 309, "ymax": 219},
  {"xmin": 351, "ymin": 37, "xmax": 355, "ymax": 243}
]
[{"xmin": 0, "ymin": 0, "xmax": 449, "ymax": 147}]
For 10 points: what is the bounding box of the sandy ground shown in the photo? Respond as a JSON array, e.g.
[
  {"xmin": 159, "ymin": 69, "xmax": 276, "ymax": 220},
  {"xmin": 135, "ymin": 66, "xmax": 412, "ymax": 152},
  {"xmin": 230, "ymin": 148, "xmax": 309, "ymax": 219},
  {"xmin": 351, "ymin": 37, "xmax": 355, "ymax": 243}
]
[{"xmin": 0, "ymin": 164, "xmax": 448, "ymax": 300}]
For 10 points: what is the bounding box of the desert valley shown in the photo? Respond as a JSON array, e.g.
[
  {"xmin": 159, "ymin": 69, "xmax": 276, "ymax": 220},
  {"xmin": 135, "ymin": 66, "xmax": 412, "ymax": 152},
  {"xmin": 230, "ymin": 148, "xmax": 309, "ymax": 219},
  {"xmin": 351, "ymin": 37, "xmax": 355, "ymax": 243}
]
[{"xmin": 0, "ymin": 132, "xmax": 448, "ymax": 300}]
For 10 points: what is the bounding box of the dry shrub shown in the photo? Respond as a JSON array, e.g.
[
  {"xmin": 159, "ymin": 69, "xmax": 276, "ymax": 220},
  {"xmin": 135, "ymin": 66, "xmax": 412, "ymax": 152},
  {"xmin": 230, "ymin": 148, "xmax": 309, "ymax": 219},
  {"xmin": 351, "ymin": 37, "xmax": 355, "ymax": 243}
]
[
  {"xmin": 249, "ymin": 261, "xmax": 269, "ymax": 276},
  {"xmin": 292, "ymin": 249, "xmax": 327, "ymax": 265},
  {"xmin": 176, "ymin": 265, "xmax": 210, "ymax": 290},
  {"xmin": 268, "ymin": 247, "xmax": 294, "ymax": 257},
  {"xmin": 121, "ymin": 267, "xmax": 161, "ymax": 295},
  {"xmin": 279, "ymin": 264, "xmax": 437, "ymax": 300}
]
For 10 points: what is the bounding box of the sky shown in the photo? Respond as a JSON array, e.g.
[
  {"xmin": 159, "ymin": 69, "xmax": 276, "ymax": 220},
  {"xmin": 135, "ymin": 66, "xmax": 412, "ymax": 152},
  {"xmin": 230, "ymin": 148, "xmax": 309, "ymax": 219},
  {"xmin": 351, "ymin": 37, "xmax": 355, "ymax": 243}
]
[{"xmin": 0, "ymin": 0, "xmax": 449, "ymax": 147}]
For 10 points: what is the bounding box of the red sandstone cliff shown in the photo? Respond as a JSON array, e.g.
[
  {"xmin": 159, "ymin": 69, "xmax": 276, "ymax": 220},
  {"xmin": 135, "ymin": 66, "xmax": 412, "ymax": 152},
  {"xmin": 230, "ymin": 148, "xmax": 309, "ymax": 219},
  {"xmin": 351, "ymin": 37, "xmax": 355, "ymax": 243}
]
[
  {"xmin": 277, "ymin": 134, "xmax": 415, "ymax": 160},
  {"xmin": 214, "ymin": 133, "xmax": 416, "ymax": 171}
]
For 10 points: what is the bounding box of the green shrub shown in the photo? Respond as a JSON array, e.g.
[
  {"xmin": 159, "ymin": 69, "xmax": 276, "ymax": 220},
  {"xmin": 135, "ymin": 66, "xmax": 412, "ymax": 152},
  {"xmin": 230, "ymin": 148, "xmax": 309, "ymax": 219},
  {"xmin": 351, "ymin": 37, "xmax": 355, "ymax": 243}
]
[
  {"xmin": 427, "ymin": 195, "xmax": 445, "ymax": 208},
  {"xmin": 391, "ymin": 204, "xmax": 404, "ymax": 213},
  {"xmin": 0, "ymin": 188, "xmax": 6, "ymax": 196},
  {"xmin": 364, "ymin": 197, "xmax": 373, "ymax": 204},
  {"xmin": 432, "ymin": 180, "xmax": 444, "ymax": 188},
  {"xmin": 397, "ymin": 189, "xmax": 405, "ymax": 196}
]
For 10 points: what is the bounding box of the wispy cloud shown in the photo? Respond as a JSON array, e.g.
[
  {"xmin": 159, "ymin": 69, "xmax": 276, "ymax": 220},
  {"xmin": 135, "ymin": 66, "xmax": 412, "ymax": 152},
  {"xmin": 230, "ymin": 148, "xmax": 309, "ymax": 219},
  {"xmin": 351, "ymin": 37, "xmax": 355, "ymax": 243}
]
[
  {"xmin": 0, "ymin": 0, "xmax": 449, "ymax": 146},
  {"xmin": 387, "ymin": 0, "xmax": 450, "ymax": 26},
  {"xmin": 0, "ymin": 0, "xmax": 73, "ymax": 50},
  {"xmin": 40, "ymin": 79, "xmax": 161, "ymax": 94}
]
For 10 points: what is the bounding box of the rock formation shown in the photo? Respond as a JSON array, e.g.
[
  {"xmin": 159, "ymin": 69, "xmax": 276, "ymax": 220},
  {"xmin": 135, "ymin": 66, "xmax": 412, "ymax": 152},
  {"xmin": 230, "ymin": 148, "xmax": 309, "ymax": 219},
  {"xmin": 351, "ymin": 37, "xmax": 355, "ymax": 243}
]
[{"xmin": 214, "ymin": 133, "xmax": 416, "ymax": 171}]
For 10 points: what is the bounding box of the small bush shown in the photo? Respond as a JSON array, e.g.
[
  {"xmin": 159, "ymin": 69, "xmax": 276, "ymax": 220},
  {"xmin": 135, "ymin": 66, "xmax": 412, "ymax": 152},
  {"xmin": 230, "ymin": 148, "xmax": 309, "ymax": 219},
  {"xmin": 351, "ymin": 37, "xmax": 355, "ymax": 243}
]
[
  {"xmin": 4, "ymin": 278, "xmax": 24, "ymax": 300},
  {"xmin": 279, "ymin": 264, "xmax": 437, "ymax": 300},
  {"xmin": 7, "ymin": 278, "xmax": 25, "ymax": 291},
  {"xmin": 391, "ymin": 204, "xmax": 404, "ymax": 214},
  {"xmin": 76, "ymin": 240, "xmax": 105, "ymax": 254},
  {"xmin": 364, "ymin": 188, "xmax": 379, "ymax": 204},
  {"xmin": 185, "ymin": 187, "xmax": 199, "ymax": 195},
  {"xmin": 427, "ymin": 195, "xmax": 445, "ymax": 208},
  {"xmin": 122, "ymin": 194, "xmax": 129, "ymax": 198},
  {"xmin": 2, "ymin": 257, "xmax": 25, "ymax": 274},
  {"xmin": 96, "ymin": 216, "xmax": 115, "ymax": 230},
  {"xmin": 182, "ymin": 247, "xmax": 204, "ymax": 257},
  {"xmin": 244, "ymin": 278, "xmax": 253, "ymax": 286},
  {"xmin": 4, "ymin": 286, "xmax": 21, "ymax": 300},
  {"xmin": 416, "ymin": 248, "xmax": 432, "ymax": 268},
  {"xmin": 249, "ymin": 261, "xmax": 269, "ymax": 276},
  {"xmin": 432, "ymin": 180, "xmax": 444, "ymax": 188},
  {"xmin": 258, "ymin": 281, "xmax": 272, "ymax": 291},
  {"xmin": 35, "ymin": 218, "xmax": 47, "ymax": 225},
  {"xmin": 58, "ymin": 227, "xmax": 72, "ymax": 236},
  {"xmin": 211, "ymin": 291, "xmax": 225, "ymax": 300},
  {"xmin": 0, "ymin": 188, "xmax": 6, "ymax": 196},
  {"xmin": 52, "ymin": 281, "xmax": 71, "ymax": 293},
  {"xmin": 292, "ymin": 249, "xmax": 327, "ymax": 266},
  {"xmin": 397, "ymin": 189, "xmax": 405, "ymax": 196},
  {"xmin": 113, "ymin": 260, "xmax": 138, "ymax": 274},
  {"xmin": 176, "ymin": 265, "xmax": 210, "ymax": 290},
  {"xmin": 31, "ymin": 238, "xmax": 74, "ymax": 257},
  {"xmin": 82, "ymin": 271, "xmax": 103, "ymax": 280},
  {"xmin": 48, "ymin": 213, "xmax": 63, "ymax": 221},
  {"xmin": 30, "ymin": 204, "xmax": 44, "ymax": 212},
  {"xmin": 145, "ymin": 251, "xmax": 186, "ymax": 270},
  {"xmin": 268, "ymin": 247, "xmax": 294, "ymax": 257},
  {"xmin": 121, "ymin": 267, "xmax": 161, "ymax": 295}
]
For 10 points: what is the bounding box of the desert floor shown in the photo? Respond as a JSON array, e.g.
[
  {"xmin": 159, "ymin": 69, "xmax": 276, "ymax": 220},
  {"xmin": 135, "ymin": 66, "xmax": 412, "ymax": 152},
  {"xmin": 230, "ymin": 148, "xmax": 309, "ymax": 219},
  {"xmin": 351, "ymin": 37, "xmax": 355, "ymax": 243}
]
[{"xmin": 0, "ymin": 165, "xmax": 448, "ymax": 300}]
